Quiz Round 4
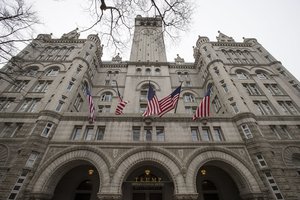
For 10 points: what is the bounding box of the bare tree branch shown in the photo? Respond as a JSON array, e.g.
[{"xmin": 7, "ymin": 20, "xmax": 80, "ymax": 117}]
[{"xmin": 78, "ymin": 0, "xmax": 192, "ymax": 54}]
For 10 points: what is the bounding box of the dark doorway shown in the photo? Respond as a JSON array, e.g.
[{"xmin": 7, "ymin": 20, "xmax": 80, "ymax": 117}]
[
  {"xmin": 196, "ymin": 164, "xmax": 241, "ymax": 200},
  {"xmin": 52, "ymin": 164, "xmax": 99, "ymax": 200}
]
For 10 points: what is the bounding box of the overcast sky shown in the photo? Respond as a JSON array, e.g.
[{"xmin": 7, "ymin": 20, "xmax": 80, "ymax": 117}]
[{"xmin": 27, "ymin": 0, "xmax": 300, "ymax": 80}]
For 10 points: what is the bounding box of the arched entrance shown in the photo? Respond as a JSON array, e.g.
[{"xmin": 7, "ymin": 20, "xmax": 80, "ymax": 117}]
[
  {"xmin": 122, "ymin": 163, "xmax": 174, "ymax": 200},
  {"xmin": 196, "ymin": 163, "xmax": 242, "ymax": 200},
  {"xmin": 52, "ymin": 164, "xmax": 100, "ymax": 200}
]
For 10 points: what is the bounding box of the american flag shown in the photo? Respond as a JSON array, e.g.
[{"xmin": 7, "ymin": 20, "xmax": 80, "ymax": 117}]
[
  {"xmin": 143, "ymin": 83, "xmax": 161, "ymax": 117},
  {"xmin": 86, "ymin": 88, "xmax": 95, "ymax": 122},
  {"xmin": 158, "ymin": 85, "xmax": 181, "ymax": 117},
  {"xmin": 115, "ymin": 90, "xmax": 128, "ymax": 115},
  {"xmin": 193, "ymin": 88, "xmax": 211, "ymax": 120}
]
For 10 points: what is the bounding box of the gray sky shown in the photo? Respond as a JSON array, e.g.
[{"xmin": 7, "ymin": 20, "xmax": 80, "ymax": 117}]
[{"xmin": 28, "ymin": 0, "xmax": 300, "ymax": 80}]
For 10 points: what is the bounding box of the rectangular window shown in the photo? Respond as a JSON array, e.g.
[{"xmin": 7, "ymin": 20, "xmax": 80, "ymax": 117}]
[
  {"xmin": 241, "ymin": 124, "xmax": 253, "ymax": 139},
  {"xmin": 33, "ymin": 81, "xmax": 51, "ymax": 92},
  {"xmin": 55, "ymin": 101, "xmax": 64, "ymax": 112},
  {"xmin": 270, "ymin": 126, "xmax": 281, "ymax": 139},
  {"xmin": 41, "ymin": 123, "xmax": 53, "ymax": 137},
  {"xmin": 145, "ymin": 127, "xmax": 152, "ymax": 141},
  {"xmin": 105, "ymin": 80, "xmax": 110, "ymax": 86},
  {"xmin": 71, "ymin": 127, "xmax": 82, "ymax": 140},
  {"xmin": 185, "ymin": 106, "xmax": 197, "ymax": 114},
  {"xmin": 243, "ymin": 83, "xmax": 261, "ymax": 95},
  {"xmin": 98, "ymin": 105, "xmax": 111, "ymax": 113},
  {"xmin": 231, "ymin": 103, "xmax": 239, "ymax": 113},
  {"xmin": 25, "ymin": 152, "xmax": 39, "ymax": 168},
  {"xmin": 132, "ymin": 126, "xmax": 141, "ymax": 141},
  {"xmin": 212, "ymin": 96, "xmax": 221, "ymax": 112},
  {"xmin": 256, "ymin": 154, "xmax": 267, "ymax": 168},
  {"xmin": 222, "ymin": 83, "xmax": 228, "ymax": 93},
  {"xmin": 66, "ymin": 81, "xmax": 74, "ymax": 91},
  {"xmin": 278, "ymin": 101, "xmax": 298, "ymax": 115},
  {"xmin": 8, "ymin": 170, "xmax": 28, "ymax": 200},
  {"xmin": 213, "ymin": 127, "xmax": 224, "ymax": 141},
  {"xmin": 264, "ymin": 172, "xmax": 284, "ymax": 200},
  {"xmin": 191, "ymin": 127, "xmax": 199, "ymax": 141},
  {"xmin": 84, "ymin": 127, "xmax": 94, "ymax": 141},
  {"xmin": 95, "ymin": 126, "xmax": 105, "ymax": 140},
  {"xmin": 74, "ymin": 95, "xmax": 83, "ymax": 111},
  {"xmin": 140, "ymin": 104, "xmax": 147, "ymax": 113},
  {"xmin": 280, "ymin": 125, "xmax": 292, "ymax": 139},
  {"xmin": 18, "ymin": 99, "xmax": 40, "ymax": 112},
  {"xmin": 8, "ymin": 80, "xmax": 29, "ymax": 92},
  {"xmin": 254, "ymin": 101, "xmax": 274, "ymax": 115},
  {"xmin": 0, "ymin": 98, "xmax": 14, "ymax": 112},
  {"xmin": 265, "ymin": 84, "xmax": 283, "ymax": 95},
  {"xmin": 156, "ymin": 127, "xmax": 165, "ymax": 142},
  {"xmin": 201, "ymin": 127, "xmax": 211, "ymax": 141}
]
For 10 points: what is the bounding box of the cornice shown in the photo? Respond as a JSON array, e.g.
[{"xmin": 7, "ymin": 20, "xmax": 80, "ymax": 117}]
[
  {"xmin": 211, "ymin": 42, "xmax": 252, "ymax": 47},
  {"xmin": 40, "ymin": 39, "xmax": 86, "ymax": 44}
]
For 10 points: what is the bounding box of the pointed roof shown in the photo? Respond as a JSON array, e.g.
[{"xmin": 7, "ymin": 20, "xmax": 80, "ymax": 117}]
[
  {"xmin": 61, "ymin": 28, "xmax": 80, "ymax": 40},
  {"xmin": 216, "ymin": 31, "xmax": 235, "ymax": 42}
]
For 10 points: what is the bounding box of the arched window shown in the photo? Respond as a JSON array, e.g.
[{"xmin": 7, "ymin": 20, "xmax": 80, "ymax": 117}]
[
  {"xmin": 177, "ymin": 71, "xmax": 182, "ymax": 77},
  {"xmin": 183, "ymin": 93, "xmax": 195, "ymax": 103},
  {"xmin": 107, "ymin": 71, "xmax": 112, "ymax": 77},
  {"xmin": 236, "ymin": 70, "xmax": 249, "ymax": 80},
  {"xmin": 184, "ymin": 71, "xmax": 189, "ymax": 78},
  {"xmin": 45, "ymin": 67, "xmax": 59, "ymax": 76},
  {"xmin": 23, "ymin": 66, "xmax": 38, "ymax": 76},
  {"xmin": 155, "ymin": 68, "xmax": 160, "ymax": 75},
  {"xmin": 145, "ymin": 68, "xmax": 151, "ymax": 75},
  {"xmin": 292, "ymin": 153, "xmax": 300, "ymax": 166},
  {"xmin": 140, "ymin": 84, "xmax": 154, "ymax": 101},
  {"xmin": 136, "ymin": 68, "xmax": 142, "ymax": 75},
  {"xmin": 256, "ymin": 71, "xmax": 269, "ymax": 79},
  {"xmin": 101, "ymin": 92, "xmax": 113, "ymax": 102}
]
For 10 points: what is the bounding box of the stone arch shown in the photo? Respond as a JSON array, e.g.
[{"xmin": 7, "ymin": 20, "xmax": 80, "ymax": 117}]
[
  {"xmin": 185, "ymin": 147, "xmax": 262, "ymax": 195},
  {"xmin": 111, "ymin": 148, "xmax": 185, "ymax": 194},
  {"xmin": 283, "ymin": 146, "xmax": 300, "ymax": 166},
  {"xmin": 136, "ymin": 80, "xmax": 161, "ymax": 91},
  {"xmin": 250, "ymin": 66, "xmax": 274, "ymax": 75},
  {"xmin": 0, "ymin": 144, "xmax": 8, "ymax": 166},
  {"xmin": 230, "ymin": 66, "xmax": 251, "ymax": 75},
  {"xmin": 44, "ymin": 63, "xmax": 66, "ymax": 71},
  {"xmin": 31, "ymin": 147, "xmax": 110, "ymax": 197}
]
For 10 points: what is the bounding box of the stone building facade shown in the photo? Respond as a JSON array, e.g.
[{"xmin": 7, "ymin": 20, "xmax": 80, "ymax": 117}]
[{"xmin": 0, "ymin": 16, "xmax": 300, "ymax": 200}]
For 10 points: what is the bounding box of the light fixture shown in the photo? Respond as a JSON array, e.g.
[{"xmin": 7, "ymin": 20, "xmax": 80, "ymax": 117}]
[
  {"xmin": 88, "ymin": 169, "xmax": 94, "ymax": 176},
  {"xmin": 145, "ymin": 169, "xmax": 150, "ymax": 175},
  {"xmin": 200, "ymin": 169, "xmax": 206, "ymax": 176}
]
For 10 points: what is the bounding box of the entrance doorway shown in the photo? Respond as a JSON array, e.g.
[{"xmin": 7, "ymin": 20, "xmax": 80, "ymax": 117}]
[
  {"xmin": 196, "ymin": 163, "xmax": 242, "ymax": 200},
  {"xmin": 122, "ymin": 164, "xmax": 173, "ymax": 200},
  {"xmin": 52, "ymin": 164, "xmax": 99, "ymax": 200}
]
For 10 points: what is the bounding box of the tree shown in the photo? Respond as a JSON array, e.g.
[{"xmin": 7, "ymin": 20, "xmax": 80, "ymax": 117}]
[
  {"xmin": 0, "ymin": 0, "xmax": 39, "ymax": 83},
  {"xmin": 82, "ymin": 0, "xmax": 193, "ymax": 52}
]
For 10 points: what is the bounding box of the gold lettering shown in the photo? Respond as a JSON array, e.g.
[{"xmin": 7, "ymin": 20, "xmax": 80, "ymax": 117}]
[
  {"xmin": 151, "ymin": 178, "xmax": 157, "ymax": 182},
  {"xmin": 135, "ymin": 177, "xmax": 139, "ymax": 182},
  {"xmin": 140, "ymin": 177, "xmax": 144, "ymax": 182},
  {"xmin": 158, "ymin": 177, "xmax": 162, "ymax": 182},
  {"xmin": 146, "ymin": 177, "xmax": 150, "ymax": 182}
]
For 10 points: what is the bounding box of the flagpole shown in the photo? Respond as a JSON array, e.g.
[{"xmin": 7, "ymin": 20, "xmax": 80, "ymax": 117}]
[
  {"xmin": 174, "ymin": 82, "xmax": 183, "ymax": 114},
  {"xmin": 116, "ymin": 81, "xmax": 122, "ymax": 101}
]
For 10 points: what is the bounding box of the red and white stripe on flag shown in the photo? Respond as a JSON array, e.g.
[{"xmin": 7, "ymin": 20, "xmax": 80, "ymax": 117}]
[
  {"xmin": 115, "ymin": 99, "xmax": 128, "ymax": 115},
  {"xmin": 86, "ymin": 89, "xmax": 95, "ymax": 122},
  {"xmin": 193, "ymin": 89, "xmax": 211, "ymax": 120}
]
